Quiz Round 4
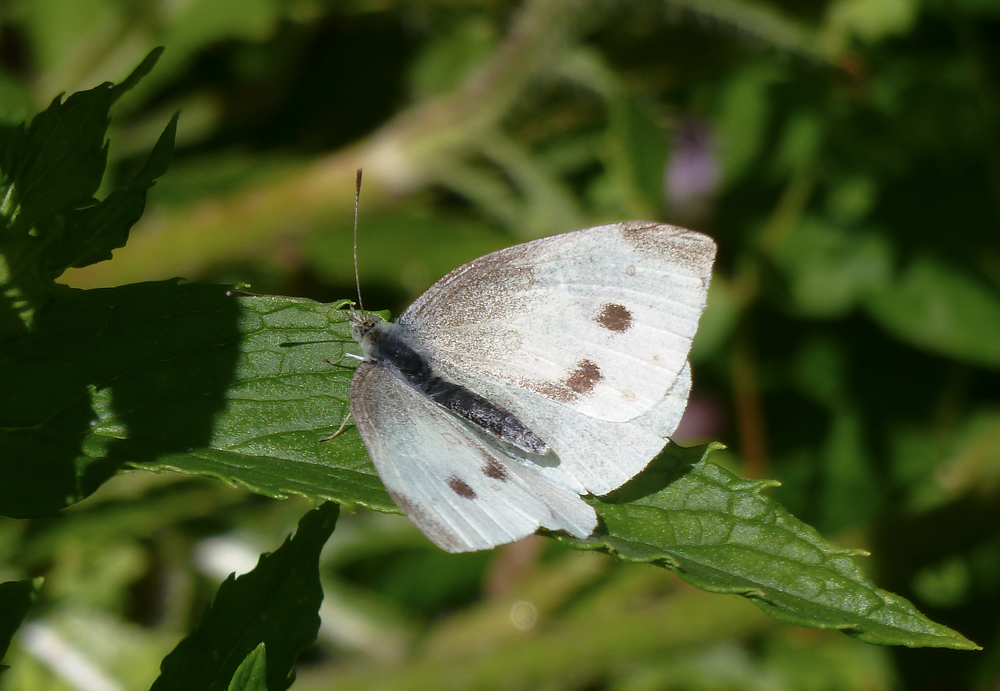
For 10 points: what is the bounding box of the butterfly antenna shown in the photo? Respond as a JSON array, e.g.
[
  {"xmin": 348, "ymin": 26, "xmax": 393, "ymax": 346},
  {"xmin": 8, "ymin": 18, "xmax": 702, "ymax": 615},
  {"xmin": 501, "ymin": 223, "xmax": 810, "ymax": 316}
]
[{"xmin": 353, "ymin": 168, "xmax": 365, "ymax": 313}]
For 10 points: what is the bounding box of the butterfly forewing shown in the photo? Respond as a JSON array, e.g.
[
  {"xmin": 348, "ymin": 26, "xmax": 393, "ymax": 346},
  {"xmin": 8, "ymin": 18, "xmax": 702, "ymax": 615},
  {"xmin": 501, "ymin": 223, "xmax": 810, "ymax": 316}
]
[{"xmin": 399, "ymin": 222, "xmax": 715, "ymax": 423}]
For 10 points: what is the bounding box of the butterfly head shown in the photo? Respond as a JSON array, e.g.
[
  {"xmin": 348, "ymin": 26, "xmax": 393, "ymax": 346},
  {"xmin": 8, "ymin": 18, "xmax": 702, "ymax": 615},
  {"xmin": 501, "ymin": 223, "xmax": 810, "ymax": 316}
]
[{"xmin": 348, "ymin": 310, "xmax": 386, "ymax": 361}]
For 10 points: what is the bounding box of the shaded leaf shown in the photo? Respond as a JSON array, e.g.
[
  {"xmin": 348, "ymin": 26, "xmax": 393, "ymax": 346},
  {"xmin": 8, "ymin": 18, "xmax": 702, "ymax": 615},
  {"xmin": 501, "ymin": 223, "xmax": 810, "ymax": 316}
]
[
  {"xmin": 0, "ymin": 578, "xmax": 41, "ymax": 674},
  {"xmin": 1, "ymin": 48, "xmax": 163, "ymax": 238},
  {"xmin": 150, "ymin": 502, "xmax": 338, "ymax": 691},
  {"xmin": 0, "ymin": 283, "xmax": 389, "ymax": 518},
  {"xmin": 43, "ymin": 111, "xmax": 178, "ymax": 276}
]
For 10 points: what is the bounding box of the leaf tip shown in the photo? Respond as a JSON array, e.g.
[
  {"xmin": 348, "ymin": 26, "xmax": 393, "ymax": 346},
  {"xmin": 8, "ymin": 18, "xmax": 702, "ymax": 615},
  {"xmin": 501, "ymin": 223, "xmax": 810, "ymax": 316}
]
[{"xmin": 706, "ymin": 440, "xmax": 728, "ymax": 454}]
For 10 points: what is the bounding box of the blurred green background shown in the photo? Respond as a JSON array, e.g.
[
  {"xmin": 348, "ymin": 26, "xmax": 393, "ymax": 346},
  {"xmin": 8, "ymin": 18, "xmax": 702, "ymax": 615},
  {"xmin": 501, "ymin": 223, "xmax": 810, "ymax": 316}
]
[{"xmin": 1, "ymin": 0, "xmax": 999, "ymax": 688}]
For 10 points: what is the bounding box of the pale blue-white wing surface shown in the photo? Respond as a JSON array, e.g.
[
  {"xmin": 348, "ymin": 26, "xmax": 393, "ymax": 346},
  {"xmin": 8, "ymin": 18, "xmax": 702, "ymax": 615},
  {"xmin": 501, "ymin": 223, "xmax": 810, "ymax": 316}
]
[
  {"xmin": 445, "ymin": 361, "xmax": 694, "ymax": 497},
  {"xmin": 399, "ymin": 222, "xmax": 715, "ymax": 424},
  {"xmin": 349, "ymin": 362, "xmax": 598, "ymax": 553}
]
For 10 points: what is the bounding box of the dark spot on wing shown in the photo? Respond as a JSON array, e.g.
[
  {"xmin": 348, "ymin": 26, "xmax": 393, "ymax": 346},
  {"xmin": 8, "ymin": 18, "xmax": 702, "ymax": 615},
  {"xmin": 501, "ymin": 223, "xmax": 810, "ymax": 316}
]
[
  {"xmin": 565, "ymin": 358, "xmax": 602, "ymax": 395},
  {"xmin": 483, "ymin": 458, "xmax": 509, "ymax": 481},
  {"xmin": 520, "ymin": 358, "xmax": 604, "ymax": 403},
  {"xmin": 596, "ymin": 303, "xmax": 632, "ymax": 332},
  {"xmin": 524, "ymin": 380, "xmax": 573, "ymax": 403},
  {"xmin": 448, "ymin": 476, "xmax": 477, "ymax": 499}
]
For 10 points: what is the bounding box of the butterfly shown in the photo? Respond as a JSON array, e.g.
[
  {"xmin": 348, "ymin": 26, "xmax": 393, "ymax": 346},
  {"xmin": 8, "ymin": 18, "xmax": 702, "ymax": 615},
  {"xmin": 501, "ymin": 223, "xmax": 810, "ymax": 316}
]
[{"xmin": 345, "ymin": 221, "xmax": 716, "ymax": 552}]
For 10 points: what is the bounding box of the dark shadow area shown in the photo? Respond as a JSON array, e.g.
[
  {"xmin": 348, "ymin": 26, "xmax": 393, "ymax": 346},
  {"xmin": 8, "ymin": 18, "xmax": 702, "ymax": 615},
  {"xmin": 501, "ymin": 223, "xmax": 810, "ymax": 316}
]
[
  {"xmin": 597, "ymin": 442, "xmax": 707, "ymax": 505},
  {"xmin": 874, "ymin": 497, "xmax": 1000, "ymax": 689},
  {"xmin": 0, "ymin": 280, "xmax": 241, "ymax": 518}
]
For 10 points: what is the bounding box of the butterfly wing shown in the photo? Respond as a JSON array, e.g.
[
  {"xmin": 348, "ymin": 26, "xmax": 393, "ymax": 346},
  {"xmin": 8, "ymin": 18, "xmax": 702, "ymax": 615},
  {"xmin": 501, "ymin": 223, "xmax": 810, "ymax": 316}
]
[
  {"xmin": 450, "ymin": 360, "xmax": 694, "ymax": 496},
  {"xmin": 350, "ymin": 362, "xmax": 598, "ymax": 552},
  {"xmin": 399, "ymin": 222, "xmax": 714, "ymax": 424}
]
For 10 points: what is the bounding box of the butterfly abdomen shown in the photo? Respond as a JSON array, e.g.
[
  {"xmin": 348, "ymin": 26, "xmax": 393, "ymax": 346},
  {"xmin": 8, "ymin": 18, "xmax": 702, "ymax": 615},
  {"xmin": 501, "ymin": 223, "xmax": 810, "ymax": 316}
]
[{"xmin": 364, "ymin": 321, "xmax": 549, "ymax": 455}]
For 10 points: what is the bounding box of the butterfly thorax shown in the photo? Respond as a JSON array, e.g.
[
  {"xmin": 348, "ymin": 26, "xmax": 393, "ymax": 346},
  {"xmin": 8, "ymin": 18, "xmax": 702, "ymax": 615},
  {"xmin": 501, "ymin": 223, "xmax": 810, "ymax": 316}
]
[{"xmin": 350, "ymin": 312, "xmax": 549, "ymax": 456}]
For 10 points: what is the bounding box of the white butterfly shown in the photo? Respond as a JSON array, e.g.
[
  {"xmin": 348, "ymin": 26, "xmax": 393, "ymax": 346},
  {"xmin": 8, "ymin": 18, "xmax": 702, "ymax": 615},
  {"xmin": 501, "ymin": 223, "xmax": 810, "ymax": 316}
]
[{"xmin": 346, "ymin": 221, "xmax": 716, "ymax": 552}]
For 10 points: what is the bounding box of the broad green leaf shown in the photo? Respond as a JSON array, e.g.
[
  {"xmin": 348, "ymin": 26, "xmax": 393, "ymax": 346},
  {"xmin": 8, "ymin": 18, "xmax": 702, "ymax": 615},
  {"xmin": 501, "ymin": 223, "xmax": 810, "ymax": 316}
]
[
  {"xmin": 1, "ymin": 282, "xmax": 975, "ymax": 650},
  {"xmin": 0, "ymin": 578, "xmax": 41, "ymax": 674},
  {"xmin": 0, "ymin": 282, "xmax": 389, "ymax": 518},
  {"xmin": 589, "ymin": 443, "xmax": 978, "ymax": 650},
  {"xmin": 150, "ymin": 502, "xmax": 338, "ymax": 691},
  {"xmin": 228, "ymin": 643, "xmax": 268, "ymax": 691},
  {"xmin": 865, "ymin": 255, "xmax": 1000, "ymax": 369}
]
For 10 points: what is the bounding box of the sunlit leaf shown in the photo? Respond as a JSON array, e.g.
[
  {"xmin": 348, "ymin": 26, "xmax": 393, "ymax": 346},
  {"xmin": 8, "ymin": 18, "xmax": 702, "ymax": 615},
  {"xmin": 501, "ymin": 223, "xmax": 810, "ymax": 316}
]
[
  {"xmin": 228, "ymin": 643, "xmax": 268, "ymax": 691},
  {"xmin": 589, "ymin": 443, "xmax": 977, "ymax": 650}
]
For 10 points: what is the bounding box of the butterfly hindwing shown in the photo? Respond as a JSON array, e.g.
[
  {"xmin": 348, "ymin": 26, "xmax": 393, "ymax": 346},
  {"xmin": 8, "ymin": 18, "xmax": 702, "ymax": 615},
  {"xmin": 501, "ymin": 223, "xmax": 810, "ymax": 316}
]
[
  {"xmin": 350, "ymin": 362, "xmax": 598, "ymax": 552},
  {"xmin": 449, "ymin": 361, "xmax": 694, "ymax": 496}
]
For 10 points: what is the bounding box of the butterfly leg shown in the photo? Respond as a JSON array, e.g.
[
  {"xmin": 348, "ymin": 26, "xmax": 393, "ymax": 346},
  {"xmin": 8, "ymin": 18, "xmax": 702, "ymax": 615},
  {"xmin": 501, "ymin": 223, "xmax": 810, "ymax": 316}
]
[
  {"xmin": 320, "ymin": 411, "xmax": 355, "ymax": 442},
  {"xmin": 325, "ymin": 352, "xmax": 365, "ymax": 367}
]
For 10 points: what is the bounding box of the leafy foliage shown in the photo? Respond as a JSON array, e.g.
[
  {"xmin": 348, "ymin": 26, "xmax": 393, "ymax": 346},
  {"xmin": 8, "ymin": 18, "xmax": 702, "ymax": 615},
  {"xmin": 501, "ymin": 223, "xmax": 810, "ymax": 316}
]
[
  {"xmin": 150, "ymin": 503, "xmax": 337, "ymax": 691},
  {"xmin": 228, "ymin": 644, "xmax": 268, "ymax": 691},
  {"xmin": 0, "ymin": 579, "xmax": 40, "ymax": 674},
  {"xmin": 592, "ymin": 444, "xmax": 974, "ymax": 649}
]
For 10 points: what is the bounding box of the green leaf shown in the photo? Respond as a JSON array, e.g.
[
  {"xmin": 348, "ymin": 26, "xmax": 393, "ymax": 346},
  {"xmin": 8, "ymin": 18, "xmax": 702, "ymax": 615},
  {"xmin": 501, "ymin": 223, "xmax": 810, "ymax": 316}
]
[
  {"xmin": 589, "ymin": 443, "xmax": 978, "ymax": 650},
  {"xmin": 0, "ymin": 578, "xmax": 41, "ymax": 674},
  {"xmin": 42, "ymin": 111, "xmax": 178, "ymax": 277},
  {"xmin": 865, "ymin": 255, "xmax": 1000, "ymax": 368},
  {"xmin": 1, "ymin": 282, "xmax": 974, "ymax": 650},
  {"xmin": 150, "ymin": 502, "xmax": 338, "ymax": 691},
  {"xmin": 110, "ymin": 46, "xmax": 165, "ymax": 102},
  {"xmin": 1, "ymin": 48, "xmax": 163, "ymax": 238},
  {"xmin": 0, "ymin": 282, "xmax": 389, "ymax": 518},
  {"xmin": 0, "ymin": 48, "xmax": 170, "ymax": 334},
  {"xmin": 228, "ymin": 643, "xmax": 268, "ymax": 691}
]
